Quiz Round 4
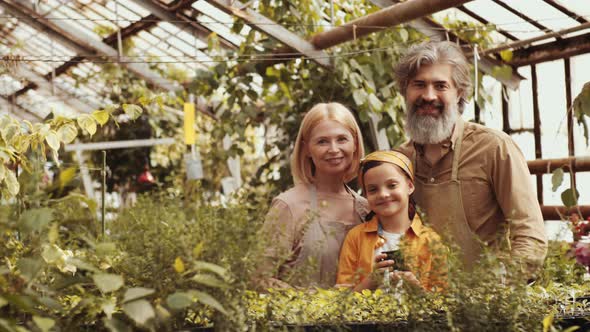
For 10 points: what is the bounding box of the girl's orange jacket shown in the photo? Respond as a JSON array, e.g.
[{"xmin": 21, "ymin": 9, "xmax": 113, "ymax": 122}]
[{"xmin": 337, "ymin": 215, "xmax": 447, "ymax": 291}]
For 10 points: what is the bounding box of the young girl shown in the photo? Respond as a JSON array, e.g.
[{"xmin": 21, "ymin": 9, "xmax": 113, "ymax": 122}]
[{"xmin": 337, "ymin": 150, "xmax": 446, "ymax": 292}]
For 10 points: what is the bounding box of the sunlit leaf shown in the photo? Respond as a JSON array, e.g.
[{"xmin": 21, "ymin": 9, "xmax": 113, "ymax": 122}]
[
  {"xmin": 93, "ymin": 273, "xmax": 124, "ymax": 293},
  {"xmin": 92, "ymin": 110, "xmax": 110, "ymax": 126},
  {"xmin": 542, "ymin": 311, "xmax": 554, "ymax": 332},
  {"xmin": 77, "ymin": 114, "xmax": 97, "ymax": 136},
  {"xmin": 0, "ymin": 164, "xmax": 5, "ymax": 183},
  {"xmin": 398, "ymin": 28, "xmax": 408, "ymax": 42},
  {"xmin": 551, "ymin": 168, "xmax": 564, "ymax": 192},
  {"xmin": 500, "ymin": 49, "xmax": 513, "ymax": 62},
  {"xmin": 122, "ymin": 300, "xmax": 155, "ymax": 326},
  {"xmin": 122, "ymin": 104, "xmax": 142, "ymax": 120},
  {"xmin": 368, "ymin": 93, "xmax": 383, "ymax": 112},
  {"xmin": 5, "ymin": 169, "xmax": 19, "ymax": 197},
  {"xmin": 173, "ymin": 257, "xmax": 185, "ymax": 273},
  {"xmin": 45, "ymin": 130, "xmax": 60, "ymax": 151},
  {"xmin": 192, "ymin": 242, "xmax": 204, "ymax": 258},
  {"xmin": 122, "ymin": 287, "xmax": 155, "ymax": 304},
  {"xmin": 57, "ymin": 123, "xmax": 78, "ymax": 144}
]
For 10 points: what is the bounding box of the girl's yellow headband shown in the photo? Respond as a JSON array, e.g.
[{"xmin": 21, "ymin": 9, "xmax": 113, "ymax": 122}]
[{"xmin": 359, "ymin": 151, "xmax": 414, "ymax": 188}]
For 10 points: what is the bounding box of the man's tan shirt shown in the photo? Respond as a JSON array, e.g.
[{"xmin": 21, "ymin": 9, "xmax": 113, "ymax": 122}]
[{"xmin": 399, "ymin": 118, "xmax": 548, "ymax": 264}]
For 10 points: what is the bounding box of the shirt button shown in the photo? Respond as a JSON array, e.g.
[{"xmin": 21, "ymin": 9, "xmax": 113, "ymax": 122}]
[{"xmin": 430, "ymin": 177, "xmax": 435, "ymax": 183}]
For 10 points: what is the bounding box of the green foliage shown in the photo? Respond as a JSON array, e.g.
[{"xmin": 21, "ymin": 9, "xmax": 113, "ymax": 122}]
[{"xmin": 573, "ymin": 82, "xmax": 590, "ymax": 143}]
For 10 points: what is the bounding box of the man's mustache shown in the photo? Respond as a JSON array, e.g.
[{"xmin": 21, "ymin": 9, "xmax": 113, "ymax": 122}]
[{"xmin": 412, "ymin": 98, "xmax": 444, "ymax": 112}]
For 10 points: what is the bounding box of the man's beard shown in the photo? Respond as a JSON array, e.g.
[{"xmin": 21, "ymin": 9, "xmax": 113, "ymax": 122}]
[{"xmin": 405, "ymin": 98, "xmax": 459, "ymax": 144}]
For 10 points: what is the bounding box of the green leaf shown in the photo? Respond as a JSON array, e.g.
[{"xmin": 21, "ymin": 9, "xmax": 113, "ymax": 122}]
[
  {"xmin": 368, "ymin": 94, "xmax": 383, "ymax": 112},
  {"xmin": 0, "ymin": 164, "xmax": 6, "ymax": 183},
  {"xmin": 17, "ymin": 258, "xmax": 43, "ymax": 282},
  {"xmin": 93, "ymin": 273, "xmax": 124, "ymax": 293},
  {"xmin": 122, "ymin": 104, "xmax": 143, "ymax": 120},
  {"xmin": 77, "ymin": 114, "xmax": 97, "ymax": 136},
  {"xmin": 542, "ymin": 311, "xmax": 554, "ymax": 332},
  {"xmin": 103, "ymin": 317, "xmax": 132, "ymax": 332},
  {"xmin": 122, "ymin": 300, "xmax": 155, "ymax": 326},
  {"xmin": 193, "ymin": 261, "xmax": 228, "ymax": 278},
  {"xmin": 101, "ymin": 298, "xmax": 116, "ymax": 319},
  {"xmin": 398, "ymin": 28, "xmax": 409, "ymax": 42},
  {"xmin": 48, "ymin": 222, "xmax": 58, "ymax": 244},
  {"xmin": 352, "ymin": 89, "xmax": 366, "ymax": 106},
  {"xmin": 491, "ymin": 65, "xmax": 513, "ymax": 82},
  {"xmin": 92, "ymin": 110, "xmax": 110, "ymax": 125},
  {"xmin": 166, "ymin": 292, "xmax": 193, "ymax": 310},
  {"xmin": 0, "ymin": 297, "xmax": 6, "ymax": 308},
  {"xmin": 561, "ymin": 188, "xmax": 579, "ymax": 207},
  {"xmin": 33, "ymin": 316, "xmax": 55, "ymax": 332},
  {"xmin": 19, "ymin": 208, "xmax": 53, "ymax": 234},
  {"xmin": 551, "ymin": 168, "xmax": 564, "ymax": 192},
  {"xmin": 189, "ymin": 290, "xmax": 227, "ymax": 315},
  {"xmin": 192, "ymin": 274, "xmax": 228, "ymax": 289},
  {"xmin": 173, "ymin": 257, "xmax": 185, "ymax": 273},
  {"xmin": 45, "ymin": 130, "xmax": 60, "ymax": 151},
  {"xmin": 41, "ymin": 245, "xmax": 64, "ymax": 264},
  {"xmin": 5, "ymin": 169, "xmax": 19, "ymax": 197},
  {"xmin": 96, "ymin": 242, "xmax": 117, "ymax": 256},
  {"xmin": 122, "ymin": 287, "xmax": 155, "ymax": 304}
]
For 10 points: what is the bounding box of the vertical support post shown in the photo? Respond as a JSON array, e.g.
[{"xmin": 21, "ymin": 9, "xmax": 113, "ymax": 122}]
[
  {"xmin": 564, "ymin": 58, "xmax": 576, "ymax": 190},
  {"xmin": 531, "ymin": 64, "xmax": 543, "ymax": 204},
  {"xmin": 101, "ymin": 150, "xmax": 106, "ymax": 238},
  {"xmin": 501, "ymin": 85, "xmax": 510, "ymax": 134},
  {"xmin": 474, "ymin": 101, "xmax": 481, "ymax": 124}
]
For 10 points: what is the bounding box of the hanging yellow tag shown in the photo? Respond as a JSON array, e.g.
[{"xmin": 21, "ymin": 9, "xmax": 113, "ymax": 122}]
[{"xmin": 184, "ymin": 102, "xmax": 195, "ymax": 144}]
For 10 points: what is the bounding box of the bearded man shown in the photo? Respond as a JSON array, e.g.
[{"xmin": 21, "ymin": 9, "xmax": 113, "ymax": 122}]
[{"xmin": 395, "ymin": 41, "xmax": 547, "ymax": 270}]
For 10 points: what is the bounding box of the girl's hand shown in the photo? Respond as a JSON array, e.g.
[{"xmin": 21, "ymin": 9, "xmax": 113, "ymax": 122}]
[
  {"xmin": 353, "ymin": 254, "xmax": 395, "ymax": 291},
  {"xmin": 374, "ymin": 253, "xmax": 395, "ymax": 270},
  {"xmin": 391, "ymin": 271, "xmax": 421, "ymax": 288}
]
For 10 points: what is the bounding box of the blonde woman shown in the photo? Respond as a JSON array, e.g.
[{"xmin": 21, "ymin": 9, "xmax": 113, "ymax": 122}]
[{"xmin": 258, "ymin": 102, "xmax": 369, "ymax": 289}]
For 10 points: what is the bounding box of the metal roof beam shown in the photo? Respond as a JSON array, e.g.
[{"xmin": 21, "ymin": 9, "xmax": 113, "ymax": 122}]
[
  {"xmin": 0, "ymin": 0, "xmax": 181, "ymax": 92},
  {"xmin": 131, "ymin": 0, "xmax": 237, "ymax": 50},
  {"xmin": 206, "ymin": 0, "xmax": 332, "ymax": 68},
  {"xmin": 11, "ymin": 66, "xmax": 96, "ymax": 113},
  {"xmin": 491, "ymin": 0, "xmax": 556, "ymax": 36},
  {"xmin": 368, "ymin": 0, "xmax": 523, "ymax": 90},
  {"xmin": 310, "ymin": 0, "xmax": 472, "ymax": 49},
  {"xmin": 542, "ymin": 0, "xmax": 589, "ymax": 24},
  {"xmin": 509, "ymin": 31, "xmax": 590, "ymax": 67},
  {"xmin": 456, "ymin": 5, "xmax": 518, "ymax": 41},
  {"xmin": 0, "ymin": 96, "xmax": 43, "ymax": 121}
]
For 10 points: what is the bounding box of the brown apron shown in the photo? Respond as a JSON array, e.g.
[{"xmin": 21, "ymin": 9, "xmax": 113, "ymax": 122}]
[
  {"xmin": 292, "ymin": 185, "xmax": 362, "ymax": 288},
  {"xmin": 413, "ymin": 119, "xmax": 482, "ymax": 267}
]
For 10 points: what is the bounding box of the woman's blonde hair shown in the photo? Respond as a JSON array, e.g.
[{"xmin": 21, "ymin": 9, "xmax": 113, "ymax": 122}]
[{"xmin": 290, "ymin": 103, "xmax": 364, "ymax": 185}]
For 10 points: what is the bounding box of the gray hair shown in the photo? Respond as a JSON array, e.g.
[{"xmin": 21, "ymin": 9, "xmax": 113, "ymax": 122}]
[{"xmin": 394, "ymin": 41, "xmax": 472, "ymax": 113}]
